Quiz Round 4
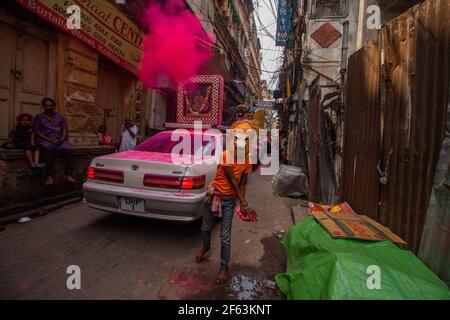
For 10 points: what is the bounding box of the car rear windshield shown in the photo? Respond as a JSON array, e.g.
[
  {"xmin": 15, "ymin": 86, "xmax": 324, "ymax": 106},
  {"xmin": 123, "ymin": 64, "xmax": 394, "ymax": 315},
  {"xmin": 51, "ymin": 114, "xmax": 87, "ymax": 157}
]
[{"xmin": 134, "ymin": 132, "xmax": 217, "ymax": 155}]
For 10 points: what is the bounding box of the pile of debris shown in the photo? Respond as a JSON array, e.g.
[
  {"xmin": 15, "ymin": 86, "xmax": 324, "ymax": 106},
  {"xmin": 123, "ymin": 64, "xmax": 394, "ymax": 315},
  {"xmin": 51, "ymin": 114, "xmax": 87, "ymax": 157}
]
[{"xmin": 272, "ymin": 165, "xmax": 308, "ymax": 198}]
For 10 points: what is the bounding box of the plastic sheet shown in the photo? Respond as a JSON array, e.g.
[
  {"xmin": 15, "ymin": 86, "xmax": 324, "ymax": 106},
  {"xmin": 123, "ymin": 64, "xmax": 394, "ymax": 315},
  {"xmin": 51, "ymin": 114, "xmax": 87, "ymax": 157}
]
[
  {"xmin": 418, "ymin": 101, "xmax": 450, "ymax": 285},
  {"xmin": 275, "ymin": 216, "xmax": 450, "ymax": 300},
  {"xmin": 271, "ymin": 165, "xmax": 308, "ymax": 197}
]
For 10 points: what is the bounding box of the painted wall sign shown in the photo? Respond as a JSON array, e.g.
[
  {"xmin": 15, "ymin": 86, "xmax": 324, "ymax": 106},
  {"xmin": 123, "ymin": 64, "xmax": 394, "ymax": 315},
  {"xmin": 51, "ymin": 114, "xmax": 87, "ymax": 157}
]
[{"xmin": 16, "ymin": 0, "xmax": 144, "ymax": 75}]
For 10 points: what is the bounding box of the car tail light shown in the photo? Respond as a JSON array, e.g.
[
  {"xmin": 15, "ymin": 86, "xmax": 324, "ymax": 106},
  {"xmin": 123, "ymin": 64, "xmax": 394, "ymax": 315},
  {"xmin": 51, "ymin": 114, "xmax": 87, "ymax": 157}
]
[
  {"xmin": 143, "ymin": 174, "xmax": 183, "ymax": 189},
  {"xmin": 88, "ymin": 167, "xmax": 124, "ymax": 183},
  {"xmin": 181, "ymin": 175, "xmax": 206, "ymax": 190},
  {"xmin": 143, "ymin": 174, "xmax": 206, "ymax": 190},
  {"xmin": 88, "ymin": 167, "xmax": 95, "ymax": 179}
]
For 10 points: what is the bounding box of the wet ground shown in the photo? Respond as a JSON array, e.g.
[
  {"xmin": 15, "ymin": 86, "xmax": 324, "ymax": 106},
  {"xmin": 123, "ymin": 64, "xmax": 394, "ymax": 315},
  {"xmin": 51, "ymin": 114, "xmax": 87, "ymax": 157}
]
[
  {"xmin": 0, "ymin": 172, "xmax": 298, "ymax": 299},
  {"xmin": 157, "ymin": 234, "xmax": 286, "ymax": 300},
  {"xmin": 158, "ymin": 264, "xmax": 283, "ymax": 300}
]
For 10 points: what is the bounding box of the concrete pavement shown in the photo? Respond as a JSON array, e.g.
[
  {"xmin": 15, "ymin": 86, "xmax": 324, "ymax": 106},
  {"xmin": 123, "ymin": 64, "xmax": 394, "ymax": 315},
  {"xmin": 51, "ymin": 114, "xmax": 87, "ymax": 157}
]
[{"xmin": 0, "ymin": 171, "xmax": 298, "ymax": 300}]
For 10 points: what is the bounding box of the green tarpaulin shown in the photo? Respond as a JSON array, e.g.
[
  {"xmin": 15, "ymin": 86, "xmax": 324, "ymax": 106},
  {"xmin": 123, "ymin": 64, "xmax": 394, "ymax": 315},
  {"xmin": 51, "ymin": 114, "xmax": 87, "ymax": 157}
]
[{"xmin": 275, "ymin": 216, "xmax": 450, "ymax": 300}]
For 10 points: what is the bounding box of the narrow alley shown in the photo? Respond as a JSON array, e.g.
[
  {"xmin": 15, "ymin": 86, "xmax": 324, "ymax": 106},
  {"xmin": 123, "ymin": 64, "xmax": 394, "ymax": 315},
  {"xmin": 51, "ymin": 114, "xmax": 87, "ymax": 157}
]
[
  {"xmin": 0, "ymin": 172, "xmax": 298, "ymax": 300},
  {"xmin": 0, "ymin": 0, "xmax": 448, "ymax": 305}
]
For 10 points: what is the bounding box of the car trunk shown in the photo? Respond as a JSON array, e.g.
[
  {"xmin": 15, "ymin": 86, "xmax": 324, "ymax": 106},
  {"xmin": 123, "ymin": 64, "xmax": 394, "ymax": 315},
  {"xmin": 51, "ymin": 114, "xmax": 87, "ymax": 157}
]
[{"xmin": 91, "ymin": 151, "xmax": 191, "ymax": 191}]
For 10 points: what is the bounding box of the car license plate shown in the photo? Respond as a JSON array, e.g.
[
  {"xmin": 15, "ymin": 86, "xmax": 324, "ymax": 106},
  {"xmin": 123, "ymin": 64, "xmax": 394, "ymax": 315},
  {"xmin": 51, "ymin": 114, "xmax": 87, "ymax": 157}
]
[{"xmin": 120, "ymin": 197, "xmax": 145, "ymax": 213}]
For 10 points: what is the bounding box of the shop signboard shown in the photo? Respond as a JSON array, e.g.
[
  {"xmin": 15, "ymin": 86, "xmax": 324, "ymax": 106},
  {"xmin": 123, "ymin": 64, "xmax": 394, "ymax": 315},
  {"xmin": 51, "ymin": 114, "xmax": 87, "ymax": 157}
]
[{"xmin": 16, "ymin": 0, "xmax": 144, "ymax": 75}]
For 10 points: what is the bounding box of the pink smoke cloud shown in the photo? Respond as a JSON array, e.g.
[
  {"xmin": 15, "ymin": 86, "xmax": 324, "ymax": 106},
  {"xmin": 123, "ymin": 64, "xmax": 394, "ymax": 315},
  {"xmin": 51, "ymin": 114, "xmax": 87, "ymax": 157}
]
[{"xmin": 139, "ymin": 0, "xmax": 215, "ymax": 89}]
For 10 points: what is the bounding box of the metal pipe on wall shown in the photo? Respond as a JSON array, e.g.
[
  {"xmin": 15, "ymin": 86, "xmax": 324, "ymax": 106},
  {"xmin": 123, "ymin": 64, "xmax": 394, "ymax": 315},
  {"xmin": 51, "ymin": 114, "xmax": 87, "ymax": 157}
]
[
  {"xmin": 340, "ymin": 20, "xmax": 350, "ymax": 102},
  {"xmin": 356, "ymin": 0, "xmax": 367, "ymax": 50}
]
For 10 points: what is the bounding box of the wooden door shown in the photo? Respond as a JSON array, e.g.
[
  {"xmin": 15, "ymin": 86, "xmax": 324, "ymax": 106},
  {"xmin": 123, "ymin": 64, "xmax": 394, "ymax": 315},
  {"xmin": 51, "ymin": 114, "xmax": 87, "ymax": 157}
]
[
  {"xmin": 0, "ymin": 21, "xmax": 17, "ymax": 140},
  {"xmin": 0, "ymin": 13, "xmax": 56, "ymax": 142},
  {"xmin": 14, "ymin": 24, "xmax": 56, "ymax": 118},
  {"xmin": 97, "ymin": 61, "xmax": 123, "ymax": 143},
  {"xmin": 150, "ymin": 89, "xmax": 167, "ymax": 130}
]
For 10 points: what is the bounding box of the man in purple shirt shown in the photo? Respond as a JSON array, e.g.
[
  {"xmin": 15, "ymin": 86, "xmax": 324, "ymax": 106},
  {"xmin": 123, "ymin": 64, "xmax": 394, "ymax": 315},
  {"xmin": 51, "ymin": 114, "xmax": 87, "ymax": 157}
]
[{"xmin": 33, "ymin": 98, "xmax": 76, "ymax": 186}]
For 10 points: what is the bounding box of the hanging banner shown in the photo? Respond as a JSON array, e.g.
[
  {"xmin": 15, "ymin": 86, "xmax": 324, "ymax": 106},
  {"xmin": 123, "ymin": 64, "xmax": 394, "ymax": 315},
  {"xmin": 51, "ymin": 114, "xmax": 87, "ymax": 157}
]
[
  {"xmin": 16, "ymin": 0, "xmax": 144, "ymax": 75},
  {"xmin": 276, "ymin": 0, "xmax": 293, "ymax": 46}
]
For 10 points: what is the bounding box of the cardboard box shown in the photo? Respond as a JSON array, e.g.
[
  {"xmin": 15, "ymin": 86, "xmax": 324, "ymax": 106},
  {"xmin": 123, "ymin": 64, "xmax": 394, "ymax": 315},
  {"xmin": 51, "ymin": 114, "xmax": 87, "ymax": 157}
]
[{"xmin": 308, "ymin": 202, "xmax": 407, "ymax": 246}]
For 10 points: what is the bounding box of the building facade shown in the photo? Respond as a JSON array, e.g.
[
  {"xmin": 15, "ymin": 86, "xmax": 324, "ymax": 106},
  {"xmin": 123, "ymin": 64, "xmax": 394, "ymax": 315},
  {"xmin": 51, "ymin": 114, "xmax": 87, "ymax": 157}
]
[
  {"xmin": 0, "ymin": 0, "xmax": 261, "ymax": 219},
  {"xmin": 186, "ymin": 0, "xmax": 261, "ymax": 125},
  {"xmin": 277, "ymin": 0, "xmax": 423, "ymax": 203},
  {"xmin": 0, "ymin": 0, "xmax": 152, "ymax": 146},
  {"xmin": 0, "ymin": 0, "xmax": 262, "ymax": 147},
  {"xmin": 0, "ymin": 0, "xmax": 153, "ymax": 219},
  {"xmin": 259, "ymin": 80, "xmax": 270, "ymax": 100}
]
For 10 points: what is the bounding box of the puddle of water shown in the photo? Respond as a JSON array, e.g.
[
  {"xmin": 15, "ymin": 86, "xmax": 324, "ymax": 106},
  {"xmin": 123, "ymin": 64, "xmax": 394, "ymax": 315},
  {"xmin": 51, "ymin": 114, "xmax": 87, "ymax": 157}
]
[
  {"xmin": 158, "ymin": 260, "xmax": 283, "ymax": 300},
  {"xmin": 158, "ymin": 221, "xmax": 287, "ymax": 300},
  {"xmin": 230, "ymin": 272, "xmax": 280, "ymax": 300},
  {"xmin": 231, "ymin": 274, "xmax": 257, "ymax": 299}
]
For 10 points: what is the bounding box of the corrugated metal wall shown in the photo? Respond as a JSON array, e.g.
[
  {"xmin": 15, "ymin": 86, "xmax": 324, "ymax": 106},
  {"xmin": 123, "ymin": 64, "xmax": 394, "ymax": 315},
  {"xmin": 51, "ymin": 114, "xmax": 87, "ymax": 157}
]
[
  {"xmin": 341, "ymin": 0, "xmax": 450, "ymax": 253},
  {"xmin": 418, "ymin": 90, "xmax": 450, "ymax": 285},
  {"xmin": 341, "ymin": 40, "xmax": 381, "ymax": 221}
]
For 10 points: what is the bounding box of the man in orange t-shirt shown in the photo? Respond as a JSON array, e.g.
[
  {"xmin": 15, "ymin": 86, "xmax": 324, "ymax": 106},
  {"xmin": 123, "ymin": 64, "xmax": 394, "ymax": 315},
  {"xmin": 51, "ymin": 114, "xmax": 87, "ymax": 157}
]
[
  {"xmin": 212, "ymin": 149, "xmax": 253, "ymax": 197},
  {"xmin": 195, "ymin": 121, "xmax": 257, "ymax": 284}
]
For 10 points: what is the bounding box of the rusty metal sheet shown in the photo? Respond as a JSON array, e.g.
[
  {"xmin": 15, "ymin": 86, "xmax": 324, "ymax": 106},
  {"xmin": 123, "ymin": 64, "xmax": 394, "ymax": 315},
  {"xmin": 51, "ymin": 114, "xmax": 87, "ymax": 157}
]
[
  {"xmin": 341, "ymin": 40, "xmax": 381, "ymax": 221},
  {"xmin": 341, "ymin": 0, "xmax": 450, "ymax": 254},
  {"xmin": 378, "ymin": 0, "xmax": 450, "ymax": 253}
]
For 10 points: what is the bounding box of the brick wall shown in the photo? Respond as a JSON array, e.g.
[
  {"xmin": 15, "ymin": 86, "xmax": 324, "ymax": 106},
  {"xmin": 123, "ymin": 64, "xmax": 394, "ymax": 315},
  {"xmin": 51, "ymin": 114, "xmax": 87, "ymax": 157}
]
[
  {"xmin": 62, "ymin": 36, "xmax": 102, "ymax": 146},
  {"xmin": 0, "ymin": 146, "xmax": 115, "ymax": 222},
  {"xmin": 57, "ymin": 36, "xmax": 148, "ymax": 146}
]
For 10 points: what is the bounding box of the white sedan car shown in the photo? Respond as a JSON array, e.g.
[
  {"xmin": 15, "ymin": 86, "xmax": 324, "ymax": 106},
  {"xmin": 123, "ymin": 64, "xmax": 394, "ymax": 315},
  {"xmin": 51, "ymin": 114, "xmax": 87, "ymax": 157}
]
[{"xmin": 83, "ymin": 130, "xmax": 220, "ymax": 222}]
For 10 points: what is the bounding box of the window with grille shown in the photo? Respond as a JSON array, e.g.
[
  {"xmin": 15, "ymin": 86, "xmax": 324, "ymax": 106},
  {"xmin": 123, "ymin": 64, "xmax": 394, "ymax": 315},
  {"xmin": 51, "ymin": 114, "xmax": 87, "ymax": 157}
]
[{"xmin": 310, "ymin": 0, "xmax": 347, "ymax": 19}]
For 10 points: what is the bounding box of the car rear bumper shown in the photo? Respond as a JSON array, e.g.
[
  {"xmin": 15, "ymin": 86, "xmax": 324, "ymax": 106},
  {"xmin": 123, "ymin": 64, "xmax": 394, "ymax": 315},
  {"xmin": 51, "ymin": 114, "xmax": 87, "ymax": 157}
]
[{"xmin": 83, "ymin": 181, "xmax": 205, "ymax": 222}]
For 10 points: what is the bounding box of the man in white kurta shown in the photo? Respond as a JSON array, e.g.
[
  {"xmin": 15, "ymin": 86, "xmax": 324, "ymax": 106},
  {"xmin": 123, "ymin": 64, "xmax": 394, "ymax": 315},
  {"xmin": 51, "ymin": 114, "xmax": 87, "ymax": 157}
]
[{"xmin": 119, "ymin": 119, "xmax": 138, "ymax": 152}]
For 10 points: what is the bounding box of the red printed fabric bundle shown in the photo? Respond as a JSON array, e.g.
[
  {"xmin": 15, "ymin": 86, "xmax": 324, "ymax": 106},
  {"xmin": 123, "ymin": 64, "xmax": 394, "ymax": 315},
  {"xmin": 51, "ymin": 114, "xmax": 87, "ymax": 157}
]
[{"xmin": 236, "ymin": 207, "xmax": 257, "ymax": 222}]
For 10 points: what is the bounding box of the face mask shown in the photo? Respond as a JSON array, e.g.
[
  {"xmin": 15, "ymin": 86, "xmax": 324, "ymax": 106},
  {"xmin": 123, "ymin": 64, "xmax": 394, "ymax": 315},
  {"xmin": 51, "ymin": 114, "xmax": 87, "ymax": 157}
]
[{"xmin": 236, "ymin": 139, "xmax": 247, "ymax": 149}]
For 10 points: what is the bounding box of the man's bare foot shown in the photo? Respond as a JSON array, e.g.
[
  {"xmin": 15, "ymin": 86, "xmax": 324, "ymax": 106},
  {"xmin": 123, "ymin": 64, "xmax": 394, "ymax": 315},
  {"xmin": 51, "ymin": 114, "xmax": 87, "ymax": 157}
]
[
  {"xmin": 215, "ymin": 267, "xmax": 229, "ymax": 284},
  {"xmin": 195, "ymin": 248, "xmax": 209, "ymax": 263},
  {"xmin": 45, "ymin": 176, "xmax": 54, "ymax": 186},
  {"xmin": 65, "ymin": 175, "xmax": 76, "ymax": 183}
]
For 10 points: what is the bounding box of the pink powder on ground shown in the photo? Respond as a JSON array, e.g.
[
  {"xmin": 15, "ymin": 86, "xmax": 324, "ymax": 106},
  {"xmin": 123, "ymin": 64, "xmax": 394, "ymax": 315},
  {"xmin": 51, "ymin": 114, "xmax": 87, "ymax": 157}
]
[{"xmin": 139, "ymin": 0, "xmax": 214, "ymax": 88}]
